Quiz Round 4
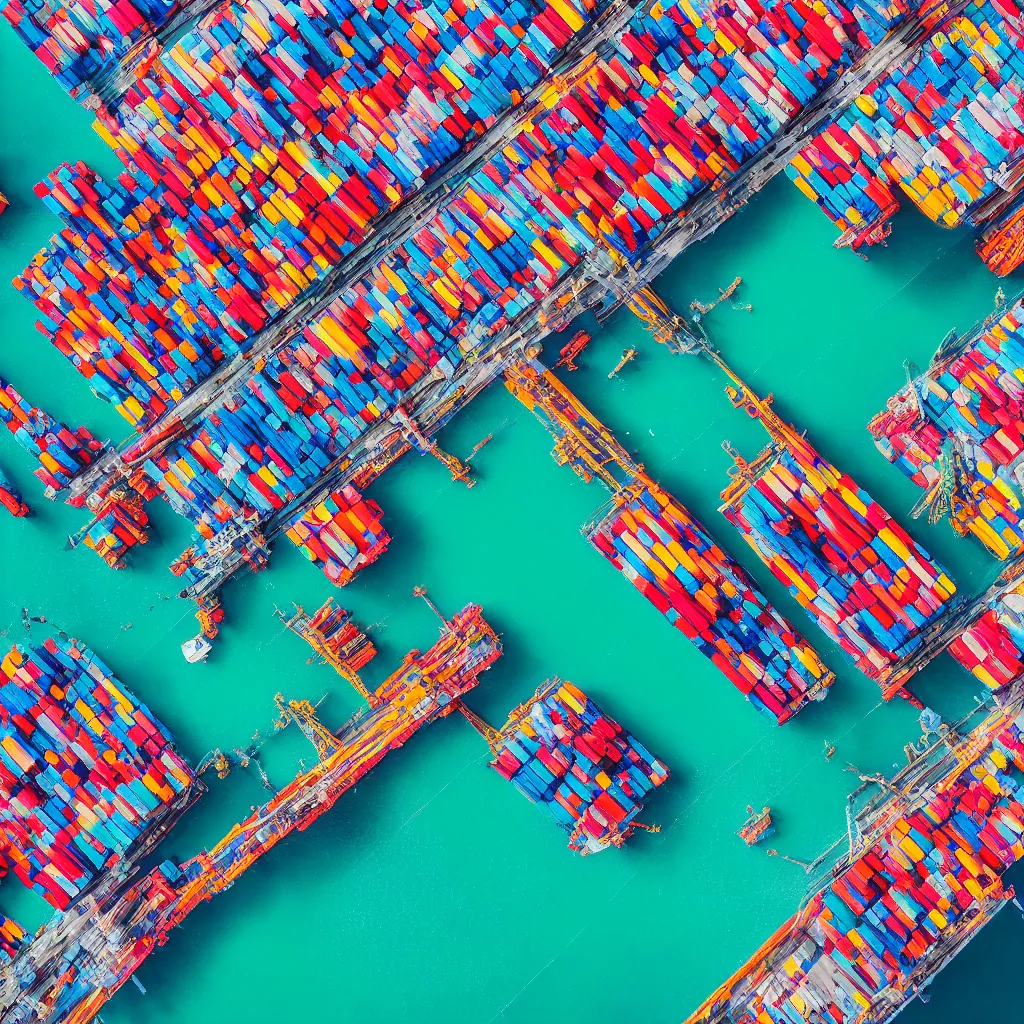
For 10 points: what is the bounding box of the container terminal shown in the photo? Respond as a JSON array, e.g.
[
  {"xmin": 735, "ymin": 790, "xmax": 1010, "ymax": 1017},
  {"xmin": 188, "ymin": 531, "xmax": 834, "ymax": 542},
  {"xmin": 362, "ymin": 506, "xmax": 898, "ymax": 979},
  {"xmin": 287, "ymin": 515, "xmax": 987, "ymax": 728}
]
[
  {"xmin": 505, "ymin": 358, "xmax": 835, "ymax": 723},
  {"xmin": 788, "ymin": 0, "xmax": 1024, "ymax": 271},
  {"xmin": 685, "ymin": 696, "xmax": 1024, "ymax": 1024},
  {"xmin": 1, "ymin": 0, "xmax": 1014, "ymax": 638},
  {"xmin": 870, "ymin": 293, "xmax": 1024, "ymax": 560},
  {"xmin": 0, "ymin": 598, "xmax": 501, "ymax": 1024},
  {"xmin": 7, "ymin": 583, "xmax": 1024, "ymax": 1024},
  {"xmin": 617, "ymin": 281, "xmax": 961, "ymax": 703}
]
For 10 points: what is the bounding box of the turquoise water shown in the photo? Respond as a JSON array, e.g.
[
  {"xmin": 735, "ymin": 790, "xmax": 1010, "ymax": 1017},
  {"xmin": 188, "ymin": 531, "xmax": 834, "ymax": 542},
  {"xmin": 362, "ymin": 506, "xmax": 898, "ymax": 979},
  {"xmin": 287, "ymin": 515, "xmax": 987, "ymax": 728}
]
[{"xmin": 2, "ymin": 24, "xmax": 1024, "ymax": 1023}]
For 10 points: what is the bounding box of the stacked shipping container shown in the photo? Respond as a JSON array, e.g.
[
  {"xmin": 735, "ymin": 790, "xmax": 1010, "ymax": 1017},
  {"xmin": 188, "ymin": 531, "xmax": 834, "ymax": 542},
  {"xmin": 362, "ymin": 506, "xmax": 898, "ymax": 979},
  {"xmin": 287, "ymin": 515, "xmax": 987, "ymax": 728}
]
[
  {"xmin": 0, "ymin": 912, "xmax": 25, "ymax": 964},
  {"xmin": 0, "ymin": 373, "xmax": 102, "ymax": 494},
  {"xmin": 489, "ymin": 680, "xmax": 668, "ymax": 854},
  {"xmin": 588, "ymin": 479, "xmax": 833, "ymax": 722},
  {"xmin": 15, "ymin": 0, "xmax": 911, "ymax": 430},
  {"xmin": 284, "ymin": 486, "xmax": 389, "ymax": 586},
  {"xmin": 789, "ymin": 0, "xmax": 1024, "ymax": 259},
  {"xmin": 721, "ymin": 410, "xmax": 956, "ymax": 691},
  {"xmin": 688, "ymin": 709, "xmax": 1024, "ymax": 1023},
  {"xmin": 948, "ymin": 576, "xmax": 1024, "ymax": 691},
  {"xmin": 1, "ymin": 0, "xmax": 184, "ymax": 97},
  {"xmin": 870, "ymin": 297, "xmax": 1024, "ymax": 560},
  {"xmin": 0, "ymin": 636, "xmax": 195, "ymax": 909}
]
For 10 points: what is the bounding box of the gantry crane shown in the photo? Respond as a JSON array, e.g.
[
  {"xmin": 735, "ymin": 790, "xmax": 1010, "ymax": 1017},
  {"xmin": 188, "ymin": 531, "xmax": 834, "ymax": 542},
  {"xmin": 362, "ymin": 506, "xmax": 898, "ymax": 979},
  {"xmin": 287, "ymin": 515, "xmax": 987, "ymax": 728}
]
[{"xmin": 273, "ymin": 693, "xmax": 342, "ymax": 762}]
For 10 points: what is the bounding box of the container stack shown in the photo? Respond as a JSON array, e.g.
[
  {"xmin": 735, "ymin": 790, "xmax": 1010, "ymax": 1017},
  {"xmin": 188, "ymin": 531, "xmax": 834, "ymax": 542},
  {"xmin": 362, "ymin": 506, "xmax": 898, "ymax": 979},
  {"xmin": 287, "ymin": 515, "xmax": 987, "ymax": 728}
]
[
  {"xmin": 687, "ymin": 709, "xmax": 1024, "ymax": 1024},
  {"xmin": 0, "ymin": 466, "xmax": 29, "ymax": 518},
  {"xmin": 284, "ymin": 486, "xmax": 389, "ymax": 586},
  {"xmin": 489, "ymin": 680, "xmax": 668, "ymax": 854},
  {"xmin": 789, "ymin": 0, "xmax": 1024, "ymax": 256},
  {"xmin": 0, "ymin": 0, "xmax": 183, "ymax": 98},
  {"xmin": 977, "ymin": 198, "xmax": 1024, "ymax": 276},
  {"xmin": 788, "ymin": 125, "xmax": 901, "ymax": 250},
  {"xmin": 81, "ymin": 492, "xmax": 151, "ymax": 569},
  {"xmin": 14, "ymin": 0, "xmax": 620, "ymax": 426},
  {"xmin": 721, "ymin": 422, "xmax": 956, "ymax": 690},
  {"xmin": 587, "ymin": 479, "xmax": 833, "ymax": 723},
  {"xmin": 305, "ymin": 600, "xmax": 377, "ymax": 674},
  {"xmin": 0, "ymin": 636, "xmax": 195, "ymax": 909},
  {"xmin": 0, "ymin": 912, "xmax": 24, "ymax": 965},
  {"xmin": 948, "ymin": 577, "xmax": 1024, "ymax": 693},
  {"xmin": 15, "ymin": 0, "xmax": 911, "ymax": 434},
  {"xmin": 869, "ymin": 297, "xmax": 1024, "ymax": 560},
  {"xmin": 0, "ymin": 373, "xmax": 102, "ymax": 493}
]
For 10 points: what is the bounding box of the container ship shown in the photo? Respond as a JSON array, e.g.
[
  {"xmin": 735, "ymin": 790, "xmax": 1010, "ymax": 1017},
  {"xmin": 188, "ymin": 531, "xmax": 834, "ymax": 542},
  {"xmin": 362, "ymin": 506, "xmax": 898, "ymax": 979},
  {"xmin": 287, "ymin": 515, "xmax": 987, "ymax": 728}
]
[
  {"xmin": 467, "ymin": 679, "xmax": 668, "ymax": 854},
  {"xmin": 686, "ymin": 700, "xmax": 1024, "ymax": 1024},
  {"xmin": 507, "ymin": 359, "xmax": 834, "ymax": 723},
  {"xmin": 0, "ymin": 601, "xmax": 500, "ymax": 1024},
  {"xmin": 0, "ymin": 635, "xmax": 196, "ymax": 909},
  {"xmin": 869, "ymin": 296, "xmax": 1024, "ymax": 560},
  {"xmin": 788, "ymin": 0, "xmax": 1024, "ymax": 272},
  {"xmin": 718, "ymin": 367, "xmax": 956, "ymax": 697}
]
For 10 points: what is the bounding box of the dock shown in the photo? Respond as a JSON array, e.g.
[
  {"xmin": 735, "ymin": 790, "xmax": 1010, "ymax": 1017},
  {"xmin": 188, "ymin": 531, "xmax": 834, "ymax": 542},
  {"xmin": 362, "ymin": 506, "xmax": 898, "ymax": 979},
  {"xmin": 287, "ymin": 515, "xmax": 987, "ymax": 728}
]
[
  {"xmin": 1, "ymin": 0, "xmax": 999, "ymax": 628},
  {"xmin": 0, "ymin": 602, "xmax": 500, "ymax": 1024},
  {"xmin": 686, "ymin": 697, "xmax": 1024, "ymax": 1024},
  {"xmin": 869, "ymin": 295, "xmax": 1024, "ymax": 560},
  {"xmin": 622, "ymin": 280, "xmax": 957, "ymax": 700}
]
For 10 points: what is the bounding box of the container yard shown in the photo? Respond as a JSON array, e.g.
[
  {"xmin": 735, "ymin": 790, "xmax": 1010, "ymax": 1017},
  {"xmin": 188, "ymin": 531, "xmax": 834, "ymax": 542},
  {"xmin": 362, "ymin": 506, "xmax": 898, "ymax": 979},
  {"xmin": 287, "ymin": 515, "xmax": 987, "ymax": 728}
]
[
  {"xmin": 788, "ymin": 0, "xmax": 1024, "ymax": 270},
  {"xmin": 870, "ymin": 295, "xmax": 1024, "ymax": 560},
  {"xmin": 0, "ymin": 634, "xmax": 196, "ymax": 909},
  {"xmin": 507, "ymin": 358, "xmax": 834, "ymax": 722},
  {"xmin": 0, "ymin": 0, "xmax": 975, "ymax": 626},
  {"xmin": 0, "ymin": 602, "xmax": 500, "ymax": 1024},
  {"xmin": 686, "ymin": 699, "xmax": 1024, "ymax": 1023},
  {"xmin": 463, "ymin": 679, "xmax": 668, "ymax": 854}
]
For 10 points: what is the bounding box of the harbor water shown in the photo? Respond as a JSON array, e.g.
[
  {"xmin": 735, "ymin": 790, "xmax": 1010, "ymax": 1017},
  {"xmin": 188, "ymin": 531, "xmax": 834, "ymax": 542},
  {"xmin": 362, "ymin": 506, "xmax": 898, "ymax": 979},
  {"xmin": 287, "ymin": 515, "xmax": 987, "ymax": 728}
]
[{"xmin": 2, "ymin": 23, "xmax": 1023, "ymax": 1024}]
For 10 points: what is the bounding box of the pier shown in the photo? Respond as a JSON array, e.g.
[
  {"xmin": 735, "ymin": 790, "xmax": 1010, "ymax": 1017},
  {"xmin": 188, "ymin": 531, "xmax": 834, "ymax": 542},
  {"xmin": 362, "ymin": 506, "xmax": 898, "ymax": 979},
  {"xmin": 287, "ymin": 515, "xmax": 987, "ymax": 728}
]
[
  {"xmin": 506, "ymin": 359, "xmax": 834, "ymax": 722},
  {"xmin": 0, "ymin": 604, "xmax": 501, "ymax": 1024},
  {"xmin": 686, "ymin": 698, "xmax": 1024, "ymax": 1024}
]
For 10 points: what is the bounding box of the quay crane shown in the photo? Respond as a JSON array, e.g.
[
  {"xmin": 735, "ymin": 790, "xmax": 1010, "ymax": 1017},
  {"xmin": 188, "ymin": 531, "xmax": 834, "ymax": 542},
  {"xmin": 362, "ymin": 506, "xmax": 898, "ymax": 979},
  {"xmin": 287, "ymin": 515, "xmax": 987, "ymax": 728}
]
[
  {"xmin": 276, "ymin": 601, "xmax": 378, "ymax": 706},
  {"xmin": 273, "ymin": 694, "xmax": 342, "ymax": 762}
]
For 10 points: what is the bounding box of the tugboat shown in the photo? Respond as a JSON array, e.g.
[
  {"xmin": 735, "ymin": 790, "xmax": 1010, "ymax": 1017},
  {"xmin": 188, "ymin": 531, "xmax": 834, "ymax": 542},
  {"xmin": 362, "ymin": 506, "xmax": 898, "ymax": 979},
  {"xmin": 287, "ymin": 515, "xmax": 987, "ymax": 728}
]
[
  {"xmin": 181, "ymin": 634, "xmax": 213, "ymax": 663},
  {"xmin": 738, "ymin": 805, "xmax": 775, "ymax": 846},
  {"xmin": 556, "ymin": 330, "xmax": 592, "ymax": 371}
]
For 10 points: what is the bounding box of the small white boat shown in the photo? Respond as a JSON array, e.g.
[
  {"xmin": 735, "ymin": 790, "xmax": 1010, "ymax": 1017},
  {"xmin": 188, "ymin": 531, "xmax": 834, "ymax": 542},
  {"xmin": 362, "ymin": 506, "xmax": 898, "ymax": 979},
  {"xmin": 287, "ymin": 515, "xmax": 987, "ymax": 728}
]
[{"xmin": 181, "ymin": 635, "xmax": 213, "ymax": 664}]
